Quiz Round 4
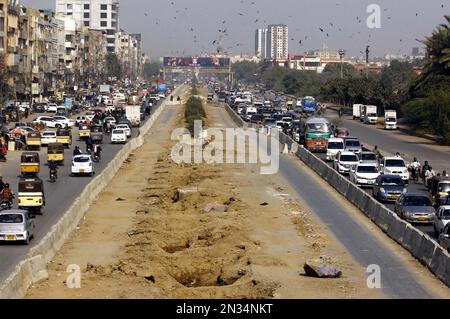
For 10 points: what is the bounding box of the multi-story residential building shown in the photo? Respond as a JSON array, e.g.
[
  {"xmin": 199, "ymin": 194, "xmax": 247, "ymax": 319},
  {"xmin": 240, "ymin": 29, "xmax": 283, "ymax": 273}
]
[
  {"xmin": 0, "ymin": 0, "xmax": 7, "ymax": 76},
  {"xmin": 115, "ymin": 31, "xmax": 142, "ymax": 80},
  {"xmin": 267, "ymin": 24, "xmax": 288, "ymax": 60},
  {"xmin": 55, "ymin": 0, "xmax": 119, "ymax": 52},
  {"xmin": 255, "ymin": 28, "xmax": 268, "ymax": 59},
  {"xmin": 288, "ymin": 50, "xmax": 351, "ymax": 73}
]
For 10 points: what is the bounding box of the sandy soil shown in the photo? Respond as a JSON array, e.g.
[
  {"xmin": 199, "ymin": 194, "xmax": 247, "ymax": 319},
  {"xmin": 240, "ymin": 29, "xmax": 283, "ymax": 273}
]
[{"xmin": 26, "ymin": 87, "xmax": 382, "ymax": 299}]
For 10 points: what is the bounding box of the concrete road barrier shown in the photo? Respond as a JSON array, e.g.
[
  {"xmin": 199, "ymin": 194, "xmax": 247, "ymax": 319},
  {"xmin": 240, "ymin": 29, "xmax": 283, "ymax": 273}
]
[
  {"xmin": 413, "ymin": 234, "xmax": 437, "ymax": 267},
  {"xmin": 386, "ymin": 216, "xmax": 408, "ymax": 244},
  {"xmin": 0, "ymin": 89, "xmax": 179, "ymax": 299},
  {"xmin": 401, "ymin": 225, "xmax": 423, "ymax": 252},
  {"xmin": 429, "ymin": 248, "xmax": 450, "ymax": 284}
]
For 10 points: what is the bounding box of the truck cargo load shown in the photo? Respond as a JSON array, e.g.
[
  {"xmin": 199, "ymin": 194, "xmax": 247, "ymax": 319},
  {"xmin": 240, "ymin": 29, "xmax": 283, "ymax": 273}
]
[
  {"xmin": 126, "ymin": 105, "xmax": 141, "ymax": 127},
  {"xmin": 353, "ymin": 104, "xmax": 363, "ymax": 120}
]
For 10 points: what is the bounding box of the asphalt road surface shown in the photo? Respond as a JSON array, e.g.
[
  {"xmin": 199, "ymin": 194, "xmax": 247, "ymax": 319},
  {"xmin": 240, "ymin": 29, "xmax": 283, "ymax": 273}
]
[{"xmin": 215, "ymin": 104, "xmax": 441, "ymax": 298}]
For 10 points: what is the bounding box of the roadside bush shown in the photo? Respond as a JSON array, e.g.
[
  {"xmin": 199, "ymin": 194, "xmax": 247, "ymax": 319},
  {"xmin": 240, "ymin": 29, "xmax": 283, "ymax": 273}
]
[{"xmin": 185, "ymin": 96, "xmax": 205, "ymax": 135}]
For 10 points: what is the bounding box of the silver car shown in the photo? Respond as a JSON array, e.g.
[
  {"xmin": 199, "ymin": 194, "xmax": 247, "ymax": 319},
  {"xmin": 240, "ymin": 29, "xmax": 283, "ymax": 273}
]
[
  {"xmin": 0, "ymin": 210, "xmax": 36, "ymax": 245},
  {"xmin": 394, "ymin": 193, "xmax": 436, "ymax": 224}
]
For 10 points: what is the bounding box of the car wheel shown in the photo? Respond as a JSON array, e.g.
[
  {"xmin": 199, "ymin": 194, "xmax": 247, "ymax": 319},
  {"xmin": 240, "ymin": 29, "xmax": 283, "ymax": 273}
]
[{"xmin": 56, "ymin": 124, "xmax": 62, "ymax": 129}]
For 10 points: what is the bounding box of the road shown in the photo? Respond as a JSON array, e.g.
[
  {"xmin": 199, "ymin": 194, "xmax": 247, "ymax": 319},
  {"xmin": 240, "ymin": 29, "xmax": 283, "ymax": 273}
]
[
  {"xmin": 216, "ymin": 103, "xmax": 447, "ymax": 298},
  {"xmin": 0, "ymin": 91, "xmax": 178, "ymax": 283}
]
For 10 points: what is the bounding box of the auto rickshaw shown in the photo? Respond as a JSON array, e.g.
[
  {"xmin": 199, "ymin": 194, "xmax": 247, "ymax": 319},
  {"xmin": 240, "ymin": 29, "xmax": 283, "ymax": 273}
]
[
  {"xmin": 56, "ymin": 128, "xmax": 72, "ymax": 148},
  {"xmin": 430, "ymin": 176, "xmax": 450, "ymax": 206},
  {"xmin": 79, "ymin": 123, "xmax": 91, "ymax": 140},
  {"xmin": 47, "ymin": 142, "xmax": 65, "ymax": 165},
  {"xmin": 20, "ymin": 152, "xmax": 40, "ymax": 178},
  {"xmin": 25, "ymin": 131, "xmax": 41, "ymax": 151},
  {"xmin": 90, "ymin": 125, "xmax": 103, "ymax": 144},
  {"xmin": 17, "ymin": 178, "xmax": 45, "ymax": 214}
]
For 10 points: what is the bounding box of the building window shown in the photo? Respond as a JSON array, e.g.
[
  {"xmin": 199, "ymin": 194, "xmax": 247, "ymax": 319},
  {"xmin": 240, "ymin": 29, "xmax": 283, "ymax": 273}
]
[
  {"xmin": 67, "ymin": 4, "xmax": 73, "ymax": 10},
  {"xmin": 84, "ymin": 21, "xmax": 90, "ymax": 27},
  {"xmin": 107, "ymin": 29, "xmax": 115, "ymax": 35},
  {"xmin": 111, "ymin": 22, "xmax": 117, "ymax": 28},
  {"xmin": 84, "ymin": 4, "xmax": 90, "ymax": 10},
  {"xmin": 84, "ymin": 13, "xmax": 90, "ymax": 18},
  {"xmin": 100, "ymin": 21, "xmax": 107, "ymax": 27},
  {"xmin": 107, "ymin": 38, "xmax": 115, "ymax": 44},
  {"xmin": 101, "ymin": 4, "xmax": 107, "ymax": 10},
  {"xmin": 100, "ymin": 12, "xmax": 107, "ymax": 19},
  {"xmin": 112, "ymin": 5, "xmax": 117, "ymax": 11}
]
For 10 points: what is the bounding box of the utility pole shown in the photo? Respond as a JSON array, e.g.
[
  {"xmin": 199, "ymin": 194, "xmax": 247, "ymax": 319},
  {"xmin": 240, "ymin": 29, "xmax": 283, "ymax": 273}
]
[
  {"xmin": 365, "ymin": 45, "xmax": 370, "ymax": 80},
  {"xmin": 338, "ymin": 49, "xmax": 345, "ymax": 80}
]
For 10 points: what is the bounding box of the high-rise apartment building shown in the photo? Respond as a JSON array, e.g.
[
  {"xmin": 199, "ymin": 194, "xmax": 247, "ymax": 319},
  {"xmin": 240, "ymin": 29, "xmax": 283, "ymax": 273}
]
[
  {"xmin": 55, "ymin": 0, "xmax": 119, "ymax": 52},
  {"xmin": 267, "ymin": 24, "xmax": 288, "ymax": 60},
  {"xmin": 255, "ymin": 28, "xmax": 268, "ymax": 59}
]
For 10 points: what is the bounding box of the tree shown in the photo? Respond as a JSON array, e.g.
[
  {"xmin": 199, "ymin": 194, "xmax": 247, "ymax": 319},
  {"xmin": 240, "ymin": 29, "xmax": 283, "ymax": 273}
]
[
  {"xmin": 143, "ymin": 62, "xmax": 161, "ymax": 80},
  {"xmin": 322, "ymin": 63, "xmax": 358, "ymax": 79},
  {"xmin": 105, "ymin": 53, "xmax": 122, "ymax": 81},
  {"xmin": 232, "ymin": 61, "xmax": 260, "ymax": 84}
]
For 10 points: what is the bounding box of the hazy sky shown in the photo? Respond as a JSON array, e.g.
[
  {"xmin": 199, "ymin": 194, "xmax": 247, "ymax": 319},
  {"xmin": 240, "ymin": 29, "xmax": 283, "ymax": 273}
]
[{"xmin": 22, "ymin": 0, "xmax": 449, "ymax": 60}]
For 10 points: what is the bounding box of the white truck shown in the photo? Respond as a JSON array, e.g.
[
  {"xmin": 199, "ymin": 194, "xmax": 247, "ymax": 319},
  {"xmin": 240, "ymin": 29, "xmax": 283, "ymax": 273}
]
[
  {"xmin": 126, "ymin": 105, "xmax": 141, "ymax": 127},
  {"xmin": 363, "ymin": 105, "xmax": 378, "ymax": 124},
  {"xmin": 353, "ymin": 104, "xmax": 363, "ymax": 120},
  {"xmin": 384, "ymin": 110, "xmax": 397, "ymax": 130}
]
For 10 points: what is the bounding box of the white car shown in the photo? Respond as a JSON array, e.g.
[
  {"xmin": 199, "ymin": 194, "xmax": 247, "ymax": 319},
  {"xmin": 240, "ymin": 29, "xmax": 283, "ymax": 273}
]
[
  {"xmin": 40, "ymin": 131, "xmax": 57, "ymax": 145},
  {"xmin": 0, "ymin": 210, "xmax": 35, "ymax": 245},
  {"xmin": 76, "ymin": 116, "xmax": 87, "ymax": 126},
  {"xmin": 71, "ymin": 155, "xmax": 95, "ymax": 176},
  {"xmin": 111, "ymin": 129, "xmax": 127, "ymax": 144},
  {"xmin": 333, "ymin": 151, "xmax": 360, "ymax": 174},
  {"xmin": 434, "ymin": 205, "xmax": 450, "ymax": 237},
  {"xmin": 34, "ymin": 116, "xmax": 57, "ymax": 128},
  {"xmin": 350, "ymin": 163, "xmax": 380, "ymax": 187},
  {"xmin": 104, "ymin": 116, "xmax": 117, "ymax": 126},
  {"xmin": 53, "ymin": 116, "xmax": 75, "ymax": 128},
  {"xmin": 47, "ymin": 103, "xmax": 58, "ymax": 113},
  {"xmin": 326, "ymin": 138, "xmax": 344, "ymax": 161},
  {"xmin": 85, "ymin": 111, "xmax": 96, "ymax": 122},
  {"xmin": 380, "ymin": 156, "xmax": 410, "ymax": 183},
  {"xmin": 116, "ymin": 124, "xmax": 131, "ymax": 137}
]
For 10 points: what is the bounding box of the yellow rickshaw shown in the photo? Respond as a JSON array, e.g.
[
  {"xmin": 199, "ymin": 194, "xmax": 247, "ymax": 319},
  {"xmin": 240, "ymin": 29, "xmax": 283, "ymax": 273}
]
[
  {"xmin": 25, "ymin": 132, "xmax": 42, "ymax": 151},
  {"xmin": 430, "ymin": 176, "xmax": 450, "ymax": 206},
  {"xmin": 56, "ymin": 128, "xmax": 72, "ymax": 148},
  {"xmin": 20, "ymin": 152, "xmax": 40, "ymax": 178},
  {"xmin": 18, "ymin": 178, "xmax": 45, "ymax": 214},
  {"xmin": 47, "ymin": 143, "xmax": 65, "ymax": 165},
  {"xmin": 79, "ymin": 123, "xmax": 91, "ymax": 140}
]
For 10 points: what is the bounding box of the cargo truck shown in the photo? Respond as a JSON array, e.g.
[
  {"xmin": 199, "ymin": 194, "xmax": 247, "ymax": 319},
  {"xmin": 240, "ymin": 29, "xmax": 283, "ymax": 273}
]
[
  {"xmin": 363, "ymin": 105, "xmax": 378, "ymax": 124},
  {"xmin": 353, "ymin": 104, "xmax": 363, "ymax": 120},
  {"xmin": 384, "ymin": 110, "xmax": 397, "ymax": 130},
  {"xmin": 126, "ymin": 105, "xmax": 141, "ymax": 127}
]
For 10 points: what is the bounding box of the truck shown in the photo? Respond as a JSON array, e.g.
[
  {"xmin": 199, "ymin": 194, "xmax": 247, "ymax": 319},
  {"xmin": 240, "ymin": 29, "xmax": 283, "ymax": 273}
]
[
  {"xmin": 126, "ymin": 105, "xmax": 141, "ymax": 127},
  {"xmin": 384, "ymin": 110, "xmax": 397, "ymax": 130},
  {"xmin": 363, "ymin": 105, "xmax": 378, "ymax": 124},
  {"xmin": 359, "ymin": 105, "xmax": 365, "ymax": 122},
  {"xmin": 302, "ymin": 96, "xmax": 318, "ymax": 113},
  {"xmin": 353, "ymin": 104, "xmax": 363, "ymax": 120},
  {"xmin": 99, "ymin": 84, "xmax": 111, "ymax": 94}
]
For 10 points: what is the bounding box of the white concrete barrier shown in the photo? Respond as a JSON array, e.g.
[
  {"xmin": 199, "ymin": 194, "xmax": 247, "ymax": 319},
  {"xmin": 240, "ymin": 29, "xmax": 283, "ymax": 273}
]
[{"xmin": 0, "ymin": 88, "xmax": 182, "ymax": 298}]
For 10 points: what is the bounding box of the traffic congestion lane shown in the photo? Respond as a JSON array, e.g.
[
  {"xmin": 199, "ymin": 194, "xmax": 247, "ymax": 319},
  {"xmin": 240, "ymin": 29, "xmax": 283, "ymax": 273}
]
[
  {"xmin": 0, "ymin": 101, "xmax": 163, "ymax": 283},
  {"xmin": 215, "ymin": 103, "xmax": 442, "ymax": 298},
  {"xmin": 324, "ymin": 110, "xmax": 450, "ymax": 173}
]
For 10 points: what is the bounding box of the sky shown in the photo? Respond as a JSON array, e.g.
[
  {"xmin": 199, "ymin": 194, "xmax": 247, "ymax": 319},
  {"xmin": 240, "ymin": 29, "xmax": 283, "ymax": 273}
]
[{"xmin": 21, "ymin": 0, "xmax": 449, "ymax": 60}]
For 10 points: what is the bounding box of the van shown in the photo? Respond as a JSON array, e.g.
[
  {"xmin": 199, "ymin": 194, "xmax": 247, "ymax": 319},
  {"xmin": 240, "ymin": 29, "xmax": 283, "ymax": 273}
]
[{"xmin": 326, "ymin": 138, "xmax": 345, "ymax": 161}]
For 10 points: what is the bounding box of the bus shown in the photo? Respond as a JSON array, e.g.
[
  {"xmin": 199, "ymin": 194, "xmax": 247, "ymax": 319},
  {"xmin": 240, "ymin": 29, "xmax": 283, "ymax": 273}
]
[
  {"xmin": 300, "ymin": 117, "xmax": 332, "ymax": 152},
  {"xmin": 302, "ymin": 96, "xmax": 318, "ymax": 113}
]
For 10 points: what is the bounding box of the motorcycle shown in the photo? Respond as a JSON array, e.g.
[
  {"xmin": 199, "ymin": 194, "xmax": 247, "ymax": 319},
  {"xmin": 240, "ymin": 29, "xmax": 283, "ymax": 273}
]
[
  {"xmin": 49, "ymin": 169, "xmax": 57, "ymax": 183},
  {"xmin": 0, "ymin": 200, "xmax": 12, "ymax": 211},
  {"xmin": 93, "ymin": 151, "xmax": 101, "ymax": 163}
]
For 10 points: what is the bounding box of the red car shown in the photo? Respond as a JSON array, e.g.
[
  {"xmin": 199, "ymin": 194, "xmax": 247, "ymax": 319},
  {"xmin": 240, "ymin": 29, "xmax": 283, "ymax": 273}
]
[{"xmin": 334, "ymin": 127, "xmax": 350, "ymax": 138}]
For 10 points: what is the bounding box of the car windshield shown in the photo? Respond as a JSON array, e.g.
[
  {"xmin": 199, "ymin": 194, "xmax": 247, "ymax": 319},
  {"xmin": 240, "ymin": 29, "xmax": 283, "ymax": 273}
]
[
  {"xmin": 361, "ymin": 153, "xmax": 377, "ymax": 161},
  {"xmin": 357, "ymin": 166, "xmax": 378, "ymax": 173},
  {"xmin": 381, "ymin": 177, "xmax": 404, "ymax": 186},
  {"xmin": 328, "ymin": 142, "xmax": 344, "ymax": 149},
  {"xmin": 74, "ymin": 157, "xmax": 90, "ymax": 163},
  {"xmin": 114, "ymin": 130, "xmax": 124, "ymax": 134},
  {"xmin": 307, "ymin": 123, "xmax": 329, "ymax": 133},
  {"xmin": 341, "ymin": 155, "xmax": 358, "ymax": 162},
  {"xmin": 442, "ymin": 209, "xmax": 450, "ymax": 220},
  {"xmin": 385, "ymin": 159, "xmax": 405, "ymax": 167},
  {"xmin": 403, "ymin": 196, "xmax": 432, "ymax": 207},
  {"xmin": 42, "ymin": 132, "xmax": 55, "ymax": 137},
  {"xmin": 438, "ymin": 184, "xmax": 450, "ymax": 193},
  {"xmin": 0, "ymin": 214, "xmax": 23, "ymax": 224},
  {"xmin": 345, "ymin": 140, "xmax": 360, "ymax": 147},
  {"xmin": 336, "ymin": 129, "xmax": 348, "ymax": 136},
  {"xmin": 386, "ymin": 118, "xmax": 396, "ymax": 122}
]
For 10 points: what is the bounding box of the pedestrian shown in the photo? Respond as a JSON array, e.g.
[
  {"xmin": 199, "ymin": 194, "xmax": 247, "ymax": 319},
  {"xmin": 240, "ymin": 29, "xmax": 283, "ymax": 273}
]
[
  {"xmin": 0, "ymin": 176, "xmax": 4, "ymax": 193},
  {"xmin": 443, "ymin": 170, "xmax": 449, "ymax": 177},
  {"xmin": 425, "ymin": 166, "xmax": 436, "ymax": 188}
]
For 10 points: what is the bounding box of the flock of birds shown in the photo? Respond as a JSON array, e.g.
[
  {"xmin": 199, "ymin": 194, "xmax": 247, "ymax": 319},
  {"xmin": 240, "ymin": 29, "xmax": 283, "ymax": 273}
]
[{"xmin": 139, "ymin": 1, "xmax": 447, "ymax": 56}]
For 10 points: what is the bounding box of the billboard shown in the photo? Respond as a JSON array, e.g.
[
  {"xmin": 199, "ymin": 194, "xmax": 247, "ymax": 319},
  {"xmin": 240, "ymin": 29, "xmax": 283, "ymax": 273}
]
[{"xmin": 164, "ymin": 57, "xmax": 230, "ymax": 67}]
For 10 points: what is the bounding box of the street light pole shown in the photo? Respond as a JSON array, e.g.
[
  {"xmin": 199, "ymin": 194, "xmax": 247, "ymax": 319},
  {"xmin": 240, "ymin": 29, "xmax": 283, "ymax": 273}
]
[
  {"xmin": 338, "ymin": 49, "xmax": 345, "ymax": 80},
  {"xmin": 365, "ymin": 45, "xmax": 370, "ymax": 79}
]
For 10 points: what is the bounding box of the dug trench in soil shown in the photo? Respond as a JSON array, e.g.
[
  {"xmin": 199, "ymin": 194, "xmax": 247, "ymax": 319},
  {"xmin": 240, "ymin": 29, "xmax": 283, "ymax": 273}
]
[{"xmin": 26, "ymin": 86, "xmax": 382, "ymax": 299}]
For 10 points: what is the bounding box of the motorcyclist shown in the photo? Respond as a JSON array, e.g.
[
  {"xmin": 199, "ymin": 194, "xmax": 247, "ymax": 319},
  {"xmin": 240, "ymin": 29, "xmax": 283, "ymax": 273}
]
[
  {"xmin": 1, "ymin": 183, "xmax": 14, "ymax": 208},
  {"xmin": 48, "ymin": 161, "xmax": 58, "ymax": 181},
  {"xmin": 410, "ymin": 157, "xmax": 421, "ymax": 182},
  {"xmin": 85, "ymin": 137, "xmax": 93, "ymax": 154},
  {"xmin": 0, "ymin": 176, "xmax": 4, "ymax": 193},
  {"xmin": 373, "ymin": 145, "xmax": 383, "ymax": 160},
  {"xmin": 170, "ymin": 95, "xmax": 174, "ymax": 102},
  {"xmin": 93, "ymin": 144, "xmax": 102, "ymax": 160},
  {"xmin": 338, "ymin": 107, "xmax": 344, "ymax": 118},
  {"xmin": 73, "ymin": 146, "xmax": 82, "ymax": 157}
]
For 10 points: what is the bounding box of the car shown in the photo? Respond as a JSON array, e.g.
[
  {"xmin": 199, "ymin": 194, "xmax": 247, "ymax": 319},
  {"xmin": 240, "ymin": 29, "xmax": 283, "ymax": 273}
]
[
  {"xmin": 380, "ymin": 156, "xmax": 409, "ymax": 183},
  {"xmin": 76, "ymin": 116, "xmax": 87, "ymax": 126},
  {"xmin": 438, "ymin": 224, "xmax": 450, "ymax": 252},
  {"xmin": 0, "ymin": 210, "xmax": 35, "ymax": 245},
  {"xmin": 85, "ymin": 111, "xmax": 96, "ymax": 122},
  {"xmin": 40, "ymin": 131, "xmax": 57, "ymax": 145},
  {"xmin": 372, "ymin": 175, "xmax": 407, "ymax": 202},
  {"xmin": 9, "ymin": 126, "xmax": 35, "ymax": 136},
  {"xmin": 326, "ymin": 138, "xmax": 344, "ymax": 161},
  {"xmin": 334, "ymin": 127, "xmax": 350, "ymax": 138},
  {"xmin": 250, "ymin": 114, "xmax": 264, "ymax": 124},
  {"xmin": 104, "ymin": 116, "xmax": 117, "ymax": 126},
  {"xmin": 433, "ymin": 205, "xmax": 450, "ymax": 237},
  {"xmin": 33, "ymin": 116, "xmax": 57, "ymax": 128},
  {"xmin": 116, "ymin": 124, "xmax": 131, "ymax": 137},
  {"xmin": 333, "ymin": 151, "xmax": 360, "ymax": 174},
  {"xmin": 71, "ymin": 155, "xmax": 95, "ymax": 176},
  {"xmin": 52, "ymin": 116, "xmax": 75, "ymax": 128},
  {"xmin": 343, "ymin": 137, "xmax": 362, "ymax": 154},
  {"xmin": 359, "ymin": 151, "xmax": 379, "ymax": 165},
  {"xmin": 47, "ymin": 103, "xmax": 58, "ymax": 113},
  {"xmin": 394, "ymin": 193, "xmax": 436, "ymax": 224},
  {"xmin": 350, "ymin": 163, "xmax": 380, "ymax": 187},
  {"xmin": 111, "ymin": 129, "xmax": 127, "ymax": 144},
  {"xmin": 56, "ymin": 107, "xmax": 68, "ymax": 117}
]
